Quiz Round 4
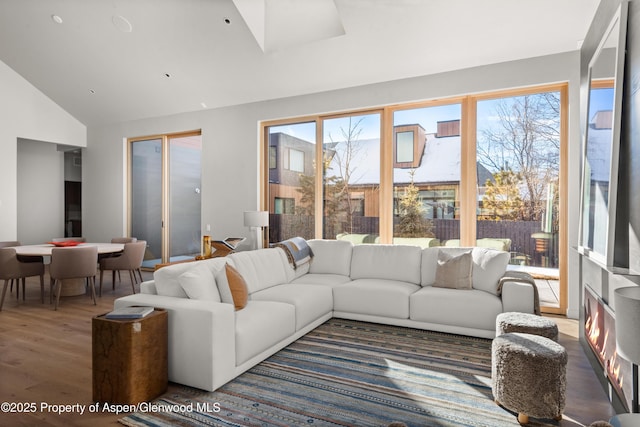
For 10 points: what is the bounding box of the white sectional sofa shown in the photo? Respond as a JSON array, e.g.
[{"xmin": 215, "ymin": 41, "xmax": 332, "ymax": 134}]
[{"xmin": 114, "ymin": 239, "xmax": 536, "ymax": 392}]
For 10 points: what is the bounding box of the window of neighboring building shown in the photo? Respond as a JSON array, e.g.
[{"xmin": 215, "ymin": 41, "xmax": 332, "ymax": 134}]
[
  {"xmin": 393, "ymin": 124, "xmax": 426, "ymax": 169},
  {"xmin": 286, "ymin": 148, "xmax": 304, "ymax": 172},
  {"xmin": 396, "ymin": 131, "xmax": 414, "ymax": 163},
  {"xmin": 274, "ymin": 197, "xmax": 295, "ymax": 214},
  {"xmin": 269, "ymin": 146, "xmax": 277, "ymax": 169}
]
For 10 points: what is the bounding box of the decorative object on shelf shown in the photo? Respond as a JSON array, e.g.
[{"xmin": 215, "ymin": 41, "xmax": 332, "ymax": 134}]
[
  {"xmin": 244, "ymin": 211, "xmax": 269, "ymax": 250},
  {"xmin": 614, "ymin": 286, "xmax": 640, "ymax": 414},
  {"xmin": 195, "ymin": 237, "xmax": 245, "ymax": 260},
  {"xmin": 202, "ymin": 235, "xmax": 212, "ymax": 258}
]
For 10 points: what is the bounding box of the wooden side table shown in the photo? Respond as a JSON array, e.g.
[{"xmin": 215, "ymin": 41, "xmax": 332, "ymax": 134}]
[{"xmin": 92, "ymin": 308, "xmax": 168, "ymax": 404}]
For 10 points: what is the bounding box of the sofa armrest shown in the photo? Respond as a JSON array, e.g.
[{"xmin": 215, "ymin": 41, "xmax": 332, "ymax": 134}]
[
  {"xmin": 139, "ymin": 280, "xmax": 157, "ymax": 294},
  {"xmin": 115, "ymin": 293, "xmax": 236, "ymax": 391},
  {"xmin": 500, "ymin": 280, "xmax": 536, "ymax": 314}
]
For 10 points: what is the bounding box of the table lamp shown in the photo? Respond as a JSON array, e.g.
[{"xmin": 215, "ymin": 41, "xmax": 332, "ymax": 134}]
[
  {"xmin": 244, "ymin": 211, "xmax": 269, "ymax": 250},
  {"xmin": 612, "ymin": 286, "xmax": 640, "ymax": 424}
]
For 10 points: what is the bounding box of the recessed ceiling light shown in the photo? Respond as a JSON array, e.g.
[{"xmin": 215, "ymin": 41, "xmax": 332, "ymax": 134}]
[
  {"xmin": 51, "ymin": 15, "xmax": 63, "ymax": 24},
  {"xmin": 223, "ymin": 17, "xmax": 231, "ymax": 25},
  {"xmin": 89, "ymin": 89, "xmax": 96, "ymax": 94},
  {"xmin": 112, "ymin": 15, "xmax": 133, "ymax": 33},
  {"xmin": 164, "ymin": 73, "xmax": 171, "ymax": 78}
]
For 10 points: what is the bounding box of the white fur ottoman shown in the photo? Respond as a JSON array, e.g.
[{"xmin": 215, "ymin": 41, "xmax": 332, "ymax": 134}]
[
  {"xmin": 492, "ymin": 332, "xmax": 567, "ymax": 424},
  {"xmin": 496, "ymin": 312, "xmax": 559, "ymax": 341}
]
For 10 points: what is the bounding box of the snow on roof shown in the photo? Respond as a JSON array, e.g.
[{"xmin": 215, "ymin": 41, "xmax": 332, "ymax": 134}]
[{"xmin": 325, "ymin": 133, "xmax": 461, "ymax": 185}]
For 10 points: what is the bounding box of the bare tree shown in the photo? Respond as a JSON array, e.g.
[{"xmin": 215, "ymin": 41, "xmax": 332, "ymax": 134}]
[
  {"xmin": 296, "ymin": 116, "xmax": 368, "ymax": 236},
  {"xmin": 325, "ymin": 116, "xmax": 368, "ymax": 234},
  {"xmin": 476, "ymin": 93, "xmax": 560, "ymax": 221}
]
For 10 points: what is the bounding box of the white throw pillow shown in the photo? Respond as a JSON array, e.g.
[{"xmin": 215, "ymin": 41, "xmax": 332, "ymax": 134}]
[
  {"xmin": 154, "ymin": 263, "xmax": 192, "ymax": 298},
  {"xmin": 471, "ymin": 247, "xmax": 510, "ymax": 295},
  {"xmin": 215, "ymin": 265, "xmax": 234, "ymax": 305},
  {"xmin": 178, "ymin": 263, "xmax": 221, "ymax": 302}
]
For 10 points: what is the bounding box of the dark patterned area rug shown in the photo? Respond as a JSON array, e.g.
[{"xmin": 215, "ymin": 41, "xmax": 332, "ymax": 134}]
[{"xmin": 120, "ymin": 319, "xmax": 558, "ymax": 427}]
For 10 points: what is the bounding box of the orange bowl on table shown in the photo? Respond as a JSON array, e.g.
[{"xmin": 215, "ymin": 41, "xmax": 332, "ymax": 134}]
[{"xmin": 47, "ymin": 240, "xmax": 82, "ymax": 247}]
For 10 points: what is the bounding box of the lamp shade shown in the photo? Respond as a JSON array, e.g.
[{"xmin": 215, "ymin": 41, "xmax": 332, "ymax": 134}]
[
  {"xmin": 614, "ymin": 286, "xmax": 640, "ymax": 365},
  {"xmin": 244, "ymin": 211, "xmax": 269, "ymax": 228}
]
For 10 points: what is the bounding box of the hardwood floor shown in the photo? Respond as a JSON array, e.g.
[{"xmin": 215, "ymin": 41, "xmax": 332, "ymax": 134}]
[{"xmin": 0, "ymin": 270, "xmax": 618, "ymax": 426}]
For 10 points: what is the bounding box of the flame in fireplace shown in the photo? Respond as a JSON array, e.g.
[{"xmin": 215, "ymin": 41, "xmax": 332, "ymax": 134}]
[
  {"xmin": 586, "ymin": 311, "xmax": 600, "ymax": 344},
  {"xmin": 584, "ymin": 288, "xmax": 631, "ymax": 411},
  {"xmin": 586, "ymin": 308, "xmax": 624, "ymax": 388}
]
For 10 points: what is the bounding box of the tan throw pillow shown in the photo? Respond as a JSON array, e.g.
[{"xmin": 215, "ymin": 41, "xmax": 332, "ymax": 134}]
[
  {"xmin": 434, "ymin": 250, "xmax": 473, "ymax": 290},
  {"xmin": 225, "ymin": 264, "xmax": 248, "ymax": 310}
]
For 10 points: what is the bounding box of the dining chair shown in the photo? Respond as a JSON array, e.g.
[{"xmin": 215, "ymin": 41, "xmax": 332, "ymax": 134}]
[
  {"xmin": 0, "ymin": 247, "xmax": 45, "ymax": 311},
  {"xmin": 99, "ymin": 241, "xmax": 146, "ymax": 297},
  {"xmin": 110, "ymin": 237, "xmax": 137, "ymax": 243},
  {"xmin": 49, "ymin": 246, "xmax": 98, "ymax": 310},
  {"xmin": 0, "ymin": 240, "xmax": 44, "ymax": 299}
]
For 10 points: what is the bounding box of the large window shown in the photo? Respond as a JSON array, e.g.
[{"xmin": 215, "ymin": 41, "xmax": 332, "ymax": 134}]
[
  {"xmin": 322, "ymin": 113, "xmax": 381, "ymax": 239},
  {"xmin": 476, "ymin": 90, "xmax": 561, "ymax": 274},
  {"xmin": 392, "ymin": 103, "xmax": 461, "ymax": 247},
  {"xmin": 261, "ymin": 84, "xmax": 567, "ymax": 314},
  {"xmin": 266, "ymin": 121, "xmax": 316, "ymax": 242}
]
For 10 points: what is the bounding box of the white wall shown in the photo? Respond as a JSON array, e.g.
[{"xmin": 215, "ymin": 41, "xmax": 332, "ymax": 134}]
[
  {"xmin": 84, "ymin": 51, "xmax": 583, "ymax": 316},
  {"xmin": 0, "ymin": 60, "xmax": 86, "ymax": 241},
  {"xmin": 17, "ymin": 139, "xmax": 65, "ymax": 244}
]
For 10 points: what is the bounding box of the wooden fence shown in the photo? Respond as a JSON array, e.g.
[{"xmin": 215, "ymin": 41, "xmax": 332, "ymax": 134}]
[{"xmin": 269, "ymin": 215, "xmax": 558, "ymax": 268}]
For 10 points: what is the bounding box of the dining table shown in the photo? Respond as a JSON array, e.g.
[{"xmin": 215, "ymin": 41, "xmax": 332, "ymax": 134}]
[{"xmin": 12, "ymin": 242, "xmax": 125, "ymax": 296}]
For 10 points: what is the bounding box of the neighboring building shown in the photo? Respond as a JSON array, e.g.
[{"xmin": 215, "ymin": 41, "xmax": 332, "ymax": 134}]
[
  {"xmin": 268, "ymin": 132, "xmax": 316, "ymax": 214},
  {"xmin": 269, "ymin": 120, "xmax": 493, "ymax": 220}
]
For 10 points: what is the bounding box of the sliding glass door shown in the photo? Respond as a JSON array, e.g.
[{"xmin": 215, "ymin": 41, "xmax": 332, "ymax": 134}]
[
  {"xmin": 130, "ymin": 138, "xmax": 162, "ymax": 267},
  {"xmin": 129, "ymin": 131, "xmax": 202, "ymax": 268}
]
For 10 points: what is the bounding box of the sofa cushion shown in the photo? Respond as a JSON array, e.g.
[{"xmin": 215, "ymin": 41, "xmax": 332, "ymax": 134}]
[
  {"xmin": 350, "ymin": 244, "xmax": 422, "ymax": 284},
  {"xmin": 470, "ymin": 247, "xmax": 510, "ymax": 295},
  {"xmin": 409, "ymin": 286, "xmax": 503, "ymax": 331},
  {"xmin": 154, "ymin": 257, "xmax": 228, "ymax": 298},
  {"xmin": 333, "ymin": 278, "xmax": 420, "ymax": 319},
  {"xmin": 235, "ymin": 301, "xmax": 296, "ymax": 365},
  {"xmin": 307, "ymin": 239, "xmax": 353, "ymax": 276},
  {"xmin": 178, "ymin": 263, "xmax": 221, "ymax": 302},
  {"xmin": 251, "ymin": 284, "xmax": 333, "ymax": 330},
  {"xmin": 434, "ymin": 250, "xmax": 472, "ymax": 290},
  {"xmin": 421, "ymin": 247, "xmax": 509, "ymax": 295},
  {"xmin": 227, "ymin": 248, "xmax": 290, "ymax": 294},
  {"xmin": 290, "ymin": 273, "xmax": 352, "ymax": 287}
]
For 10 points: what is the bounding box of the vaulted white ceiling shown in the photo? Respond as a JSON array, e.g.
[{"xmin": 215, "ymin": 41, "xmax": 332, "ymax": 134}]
[{"xmin": 0, "ymin": 0, "xmax": 600, "ymax": 126}]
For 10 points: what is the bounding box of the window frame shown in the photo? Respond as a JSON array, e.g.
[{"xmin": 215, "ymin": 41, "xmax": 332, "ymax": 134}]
[{"xmin": 260, "ymin": 83, "xmax": 568, "ymax": 315}]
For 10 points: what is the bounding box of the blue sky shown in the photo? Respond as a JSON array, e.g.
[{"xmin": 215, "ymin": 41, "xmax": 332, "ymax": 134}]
[
  {"xmin": 268, "ymin": 93, "xmax": 570, "ymax": 143},
  {"xmin": 588, "ymin": 87, "xmax": 614, "ymax": 121}
]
